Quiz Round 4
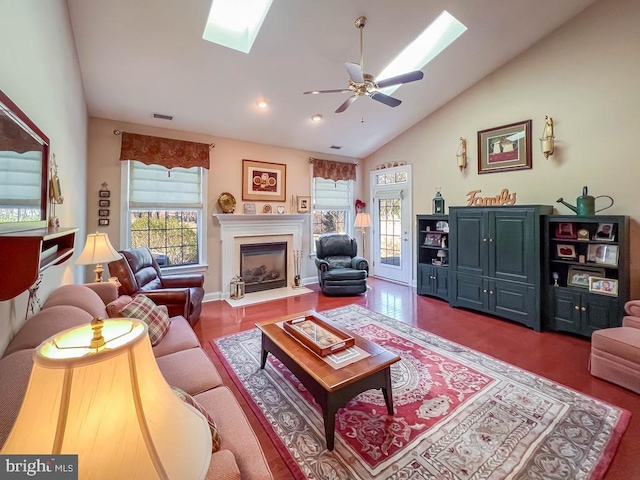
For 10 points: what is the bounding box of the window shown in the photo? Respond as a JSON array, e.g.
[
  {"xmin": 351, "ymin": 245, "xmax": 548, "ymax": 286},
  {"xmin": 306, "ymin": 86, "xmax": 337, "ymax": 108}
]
[
  {"xmin": 0, "ymin": 151, "xmax": 42, "ymax": 222},
  {"xmin": 312, "ymin": 177, "xmax": 352, "ymax": 247},
  {"xmin": 126, "ymin": 161, "xmax": 205, "ymax": 268}
]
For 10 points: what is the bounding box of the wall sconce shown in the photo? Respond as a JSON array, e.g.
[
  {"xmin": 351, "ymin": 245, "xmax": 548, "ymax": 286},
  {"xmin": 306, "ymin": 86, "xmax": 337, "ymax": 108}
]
[
  {"xmin": 456, "ymin": 137, "xmax": 467, "ymax": 171},
  {"xmin": 540, "ymin": 116, "xmax": 555, "ymax": 158}
]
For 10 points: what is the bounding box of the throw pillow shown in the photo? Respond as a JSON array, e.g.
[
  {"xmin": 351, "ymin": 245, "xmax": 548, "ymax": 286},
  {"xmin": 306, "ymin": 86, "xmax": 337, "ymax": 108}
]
[
  {"xmin": 120, "ymin": 295, "xmax": 170, "ymax": 346},
  {"xmin": 105, "ymin": 295, "xmax": 134, "ymax": 318},
  {"xmin": 171, "ymin": 386, "xmax": 221, "ymax": 453}
]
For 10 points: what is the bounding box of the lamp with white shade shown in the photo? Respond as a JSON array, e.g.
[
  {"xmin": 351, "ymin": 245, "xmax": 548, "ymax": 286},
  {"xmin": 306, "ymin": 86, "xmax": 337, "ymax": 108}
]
[
  {"xmin": 0, "ymin": 318, "xmax": 212, "ymax": 479},
  {"xmin": 76, "ymin": 231, "xmax": 121, "ymax": 282},
  {"xmin": 354, "ymin": 212, "xmax": 372, "ymax": 258}
]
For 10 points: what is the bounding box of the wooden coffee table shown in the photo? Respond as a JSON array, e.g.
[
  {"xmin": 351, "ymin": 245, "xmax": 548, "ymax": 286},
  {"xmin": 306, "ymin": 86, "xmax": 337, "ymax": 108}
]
[{"xmin": 256, "ymin": 310, "xmax": 401, "ymax": 450}]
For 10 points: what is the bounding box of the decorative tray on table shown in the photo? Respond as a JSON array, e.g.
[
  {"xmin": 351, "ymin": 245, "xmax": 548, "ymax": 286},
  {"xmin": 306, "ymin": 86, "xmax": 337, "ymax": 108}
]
[{"xmin": 283, "ymin": 314, "xmax": 355, "ymax": 357}]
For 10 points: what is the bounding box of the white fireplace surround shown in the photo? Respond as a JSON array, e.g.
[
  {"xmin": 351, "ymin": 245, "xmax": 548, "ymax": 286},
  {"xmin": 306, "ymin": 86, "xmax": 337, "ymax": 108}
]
[{"xmin": 212, "ymin": 214, "xmax": 308, "ymax": 297}]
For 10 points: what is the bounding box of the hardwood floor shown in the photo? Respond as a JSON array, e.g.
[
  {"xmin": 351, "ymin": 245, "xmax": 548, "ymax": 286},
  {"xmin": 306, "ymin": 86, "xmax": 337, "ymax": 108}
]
[{"xmin": 194, "ymin": 277, "xmax": 640, "ymax": 480}]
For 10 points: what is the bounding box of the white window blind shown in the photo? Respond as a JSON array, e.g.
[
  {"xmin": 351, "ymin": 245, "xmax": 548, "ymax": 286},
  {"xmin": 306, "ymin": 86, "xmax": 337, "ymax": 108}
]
[
  {"xmin": 0, "ymin": 152, "xmax": 41, "ymax": 206},
  {"xmin": 313, "ymin": 178, "xmax": 351, "ymax": 210},
  {"xmin": 129, "ymin": 161, "xmax": 202, "ymax": 208}
]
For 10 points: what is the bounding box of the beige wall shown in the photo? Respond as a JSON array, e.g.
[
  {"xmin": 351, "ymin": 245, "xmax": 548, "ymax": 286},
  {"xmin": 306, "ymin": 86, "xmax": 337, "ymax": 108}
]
[
  {"xmin": 364, "ymin": 0, "xmax": 640, "ymax": 297},
  {"xmin": 0, "ymin": 0, "xmax": 88, "ymax": 352},
  {"xmin": 86, "ymin": 118, "xmax": 361, "ymax": 295}
]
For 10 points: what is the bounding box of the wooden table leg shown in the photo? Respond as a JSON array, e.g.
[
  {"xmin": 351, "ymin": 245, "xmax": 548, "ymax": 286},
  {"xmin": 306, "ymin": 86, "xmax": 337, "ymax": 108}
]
[
  {"xmin": 260, "ymin": 335, "xmax": 268, "ymax": 369},
  {"xmin": 382, "ymin": 367, "xmax": 394, "ymax": 414},
  {"xmin": 323, "ymin": 396, "xmax": 339, "ymax": 451}
]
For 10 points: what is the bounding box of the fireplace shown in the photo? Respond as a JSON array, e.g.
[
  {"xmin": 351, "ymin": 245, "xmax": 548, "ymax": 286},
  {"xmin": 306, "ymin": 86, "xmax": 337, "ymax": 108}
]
[{"xmin": 240, "ymin": 242, "xmax": 287, "ymax": 293}]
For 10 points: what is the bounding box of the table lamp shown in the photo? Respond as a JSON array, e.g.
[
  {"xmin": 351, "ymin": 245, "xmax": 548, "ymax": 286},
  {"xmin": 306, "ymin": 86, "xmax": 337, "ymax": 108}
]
[
  {"xmin": 354, "ymin": 212, "xmax": 372, "ymax": 257},
  {"xmin": 76, "ymin": 231, "xmax": 121, "ymax": 282},
  {"xmin": 0, "ymin": 318, "xmax": 212, "ymax": 479}
]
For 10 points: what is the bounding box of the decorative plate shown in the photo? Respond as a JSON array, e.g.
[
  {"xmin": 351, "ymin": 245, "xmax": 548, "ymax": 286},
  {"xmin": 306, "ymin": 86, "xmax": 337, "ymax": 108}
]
[
  {"xmin": 217, "ymin": 192, "xmax": 236, "ymax": 213},
  {"xmin": 263, "ymin": 204, "xmax": 272, "ymax": 213}
]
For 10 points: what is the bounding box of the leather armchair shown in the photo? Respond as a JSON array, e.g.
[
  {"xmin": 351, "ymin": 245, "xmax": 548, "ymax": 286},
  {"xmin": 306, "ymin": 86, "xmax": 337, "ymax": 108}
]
[
  {"xmin": 314, "ymin": 234, "xmax": 368, "ymax": 296},
  {"xmin": 108, "ymin": 247, "xmax": 205, "ymax": 325}
]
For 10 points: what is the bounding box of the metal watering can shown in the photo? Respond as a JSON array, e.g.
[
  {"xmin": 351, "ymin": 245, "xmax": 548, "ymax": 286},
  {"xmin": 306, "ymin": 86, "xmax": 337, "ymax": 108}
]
[{"xmin": 557, "ymin": 186, "xmax": 614, "ymax": 216}]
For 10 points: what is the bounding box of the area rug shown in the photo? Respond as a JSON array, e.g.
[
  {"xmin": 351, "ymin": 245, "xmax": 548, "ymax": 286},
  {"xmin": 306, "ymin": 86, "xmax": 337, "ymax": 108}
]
[{"xmin": 212, "ymin": 305, "xmax": 630, "ymax": 480}]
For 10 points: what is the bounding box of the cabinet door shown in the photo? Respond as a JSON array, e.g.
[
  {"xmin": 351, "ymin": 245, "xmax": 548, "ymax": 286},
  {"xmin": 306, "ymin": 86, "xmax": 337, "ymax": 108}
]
[
  {"xmin": 490, "ymin": 209, "xmax": 535, "ymax": 283},
  {"xmin": 450, "ymin": 210, "xmax": 486, "ymax": 276},
  {"xmin": 550, "ymin": 289, "xmax": 581, "ymax": 334},
  {"xmin": 491, "ymin": 279, "xmax": 537, "ymax": 328},
  {"xmin": 417, "ymin": 264, "xmax": 432, "ymax": 295},
  {"xmin": 581, "ymin": 294, "xmax": 617, "ymax": 335},
  {"xmin": 451, "ymin": 273, "xmax": 487, "ymax": 310},
  {"xmin": 434, "ymin": 267, "xmax": 449, "ymax": 299}
]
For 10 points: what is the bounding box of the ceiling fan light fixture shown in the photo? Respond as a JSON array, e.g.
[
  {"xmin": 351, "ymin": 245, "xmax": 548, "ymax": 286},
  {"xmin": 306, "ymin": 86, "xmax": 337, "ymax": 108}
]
[
  {"xmin": 202, "ymin": 0, "xmax": 273, "ymax": 53},
  {"xmin": 311, "ymin": 114, "xmax": 323, "ymax": 122},
  {"xmin": 377, "ymin": 11, "xmax": 467, "ymax": 95}
]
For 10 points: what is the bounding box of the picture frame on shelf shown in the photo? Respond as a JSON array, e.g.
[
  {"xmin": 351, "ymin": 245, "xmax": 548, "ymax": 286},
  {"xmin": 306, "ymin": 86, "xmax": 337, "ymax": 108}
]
[
  {"xmin": 556, "ymin": 244, "xmax": 577, "ymax": 259},
  {"xmin": 243, "ymin": 203, "xmax": 256, "ymax": 214},
  {"xmin": 588, "ymin": 244, "xmax": 618, "ymax": 266},
  {"xmin": 477, "ymin": 120, "xmax": 532, "ymax": 174},
  {"xmin": 588, "ymin": 276, "xmax": 618, "ymax": 296},
  {"xmin": 567, "ymin": 266, "xmax": 606, "ymax": 288},
  {"xmin": 593, "ymin": 223, "xmax": 615, "ymax": 241},
  {"xmin": 424, "ymin": 233, "xmax": 442, "ymax": 246},
  {"xmin": 577, "ymin": 228, "xmax": 590, "ymax": 241},
  {"xmin": 297, "ymin": 196, "xmax": 310, "ymax": 213},
  {"xmin": 242, "ymin": 159, "xmax": 286, "ymax": 202},
  {"xmin": 555, "ymin": 222, "xmax": 577, "ymax": 239}
]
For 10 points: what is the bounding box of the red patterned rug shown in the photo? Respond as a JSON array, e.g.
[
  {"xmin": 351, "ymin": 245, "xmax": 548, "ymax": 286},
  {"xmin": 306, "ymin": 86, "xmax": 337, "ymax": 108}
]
[{"xmin": 212, "ymin": 305, "xmax": 629, "ymax": 479}]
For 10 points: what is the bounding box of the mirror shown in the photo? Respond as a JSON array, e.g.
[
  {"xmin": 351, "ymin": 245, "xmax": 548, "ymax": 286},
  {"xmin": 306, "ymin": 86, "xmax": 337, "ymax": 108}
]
[{"xmin": 0, "ymin": 89, "xmax": 49, "ymax": 232}]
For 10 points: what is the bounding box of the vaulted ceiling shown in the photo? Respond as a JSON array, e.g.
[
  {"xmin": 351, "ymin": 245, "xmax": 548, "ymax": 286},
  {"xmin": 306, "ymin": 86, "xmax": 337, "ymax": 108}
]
[{"xmin": 67, "ymin": 0, "xmax": 598, "ymax": 159}]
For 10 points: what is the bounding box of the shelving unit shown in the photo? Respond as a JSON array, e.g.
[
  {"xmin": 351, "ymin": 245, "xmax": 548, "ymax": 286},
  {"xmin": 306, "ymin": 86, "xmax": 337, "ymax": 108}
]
[
  {"xmin": 416, "ymin": 214, "xmax": 449, "ymax": 300},
  {"xmin": 0, "ymin": 226, "xmax": 78, "ymax": 301},
  {"xmin": 543, "ymin": 215, "xmax": 629, "ymax": 337}
]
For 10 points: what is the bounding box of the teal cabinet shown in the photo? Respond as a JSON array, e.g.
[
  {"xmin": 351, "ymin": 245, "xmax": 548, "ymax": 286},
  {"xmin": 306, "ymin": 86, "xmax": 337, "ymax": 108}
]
[
  {"xmin": 549, "ymin": 288, "xmax": 619, "ymax": 336},
  {"xmin": 416, "ymin": 215, "xmax": 449, "ymax": 301},
  {"xmin": 418, "ymin": 264, "xmax": 449, "ymax": 300}
]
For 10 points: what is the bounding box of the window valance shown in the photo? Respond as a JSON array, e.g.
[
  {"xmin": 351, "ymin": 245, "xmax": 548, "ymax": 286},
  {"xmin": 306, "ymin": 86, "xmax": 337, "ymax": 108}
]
[
  {"xmin": 311, "ymin": 158, "xmax": 356, "ymax": 182},
  {"xmin": 119, "ymin": 132, "xmax": 211, "ymax": 169}
]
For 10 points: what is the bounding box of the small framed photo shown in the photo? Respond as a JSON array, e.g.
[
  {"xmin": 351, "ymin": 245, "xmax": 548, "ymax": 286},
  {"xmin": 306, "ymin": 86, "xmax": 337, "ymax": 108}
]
[
  {"xmin": 556, "ymin": 244, "xmax": 577, "ymax": 259},
  {"xmin": 424, "ymin": 233, "xmax": 442, "ymax": 246},
  {"xmin": 297, "ymin": 196, "xmax": 310, "ymax": 213},
  {"xmin": 98, "ymin": 218, "xmax": 110, "ymax": 226},
  {"xmin": 567, "ymin": 266, "xmax": 606, "ymax": 288},
  {"xmin": 588, "ymin": 244, "xmax": 618, "ymax": 266},
  {"xmin": 577, "ymin": 228, "xmax": 590, "ymax": 241},
  {"xmin": 99, "ymin": 199, "xmax": 110, "ymax": 208},
  {"xmin": 99, "ymin": 190, "xmax": 111, "ymax": 198},
  {"xmin": 588, "ymin": 277, "xmax": 618, "ymax": 296},
  {"xmin": 98, "ymin": 209, "xmax": 109, "ymax": 217},
  {"xmin": 593, "ymin": 223, "xmax": 615, "ymax": 241},
  {"xmin": 243, "ymin": 203, "xmax": 256, "ymax": 214},
  {"xmin": 555, "ymin": 222, "xmax": 577, "ymax": 239}
]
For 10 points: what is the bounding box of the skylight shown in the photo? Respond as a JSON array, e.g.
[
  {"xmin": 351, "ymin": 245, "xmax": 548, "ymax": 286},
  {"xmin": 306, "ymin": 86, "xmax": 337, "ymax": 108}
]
[
  {"xmin": 377, "ymin": 11, "xmax": 467, "ymax": 95},
  {"xmin": 202, "ymin": 0, "xmax": 273, "ymax": 54}
]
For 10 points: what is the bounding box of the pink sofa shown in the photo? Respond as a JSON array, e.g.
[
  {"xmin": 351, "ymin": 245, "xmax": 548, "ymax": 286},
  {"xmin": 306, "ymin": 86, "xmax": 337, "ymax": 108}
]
[
  {"xmin": 0, "ymin": 283, "xmax": 273, "ymax": 480},
  {"xmin": 590, "ymin": 300, "xmax": 640, "ymax": 394}
]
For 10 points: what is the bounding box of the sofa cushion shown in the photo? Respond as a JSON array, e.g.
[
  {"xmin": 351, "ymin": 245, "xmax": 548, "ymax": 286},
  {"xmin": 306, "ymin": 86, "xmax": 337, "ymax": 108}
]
[
  {"xmin": 205, "ymin": 450, "xmax": 241, "ymax": 480},
  {"xmin": 4, "ymin": 306, "xmax": 93, "ymax": 358},
  {"xmin": 172, "ymin": 386, "xmax": 221, "ymax": 452},
  {"xmin": 194, "ymin": 387, "xmax": 273, "ymax": 480},
  {"xmin": 153, "ymin": 316, "xmax": 200, "ymax": 358},
  {"xmin": 156, "ymin": 348, "xmax": 223, "ymax": 395},
  {"xmin": 105, "ymin": 295, "xmax": 134, "ymax": 318},
  {"xmin": 0, "ymin": 349, "xmax": 35, "ymax": 448},
  {"xmin": 42, "ymin": 284, "xmax": 109, "ymax": 318},
  {"xmin": 121, "ymin": 295, "xmax": 170, "ymax": 346}
]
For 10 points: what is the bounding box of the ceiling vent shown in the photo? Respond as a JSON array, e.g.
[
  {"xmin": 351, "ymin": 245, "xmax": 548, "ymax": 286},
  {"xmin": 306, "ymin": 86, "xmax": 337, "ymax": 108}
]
[
  {"xmin": 330, "ymin": 145, "xmax": 342, "ymax": 150},
  {"xmin": 153, "ymin": 113, "xmax": 173, "ymax": 120}
]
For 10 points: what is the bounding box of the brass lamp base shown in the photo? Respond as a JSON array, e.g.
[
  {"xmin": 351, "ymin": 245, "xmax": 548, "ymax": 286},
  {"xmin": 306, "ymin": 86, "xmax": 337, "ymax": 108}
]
[{"xmin": 94, "ymin": 263, "xmax": 104, "ymax": 282}]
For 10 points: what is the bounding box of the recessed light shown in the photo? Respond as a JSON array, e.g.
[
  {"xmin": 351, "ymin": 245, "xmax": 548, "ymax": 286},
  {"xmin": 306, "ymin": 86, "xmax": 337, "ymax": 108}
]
[
  {"xmin": 256, "ymin": 98, "xmax": 268, "ymax": 109},
  {"xmin": 311, "ymin": 114, "xmax": 323, "ymax": 122}
]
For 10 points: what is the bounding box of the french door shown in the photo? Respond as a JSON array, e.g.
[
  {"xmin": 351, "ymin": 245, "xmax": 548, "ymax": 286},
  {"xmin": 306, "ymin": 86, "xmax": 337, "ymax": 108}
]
[{"xmin": 370, "ymin": 165, "xmax": 412, "ymax": 284}]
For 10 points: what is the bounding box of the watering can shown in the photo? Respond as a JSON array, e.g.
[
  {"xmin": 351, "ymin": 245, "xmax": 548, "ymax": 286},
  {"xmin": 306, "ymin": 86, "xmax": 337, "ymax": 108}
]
[{"xmin": 556, "ymin": 186, "xmax": 614, "ymax": 216}]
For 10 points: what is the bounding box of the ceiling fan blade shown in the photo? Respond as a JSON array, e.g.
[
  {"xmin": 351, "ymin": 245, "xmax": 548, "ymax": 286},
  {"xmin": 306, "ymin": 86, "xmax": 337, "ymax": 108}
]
[
  {"xmin": 370, "ymin": 92, "xmax": 401, "ymax": 108},
  {"xmin": 345, "ymin": 62, "xmax": 364, "ymax": 84},
  {"xmin": 376, "ymin": 70, "xmax": 424, "ymax": 89},
  {"xmin": 335, "ymin": 95, "xmax": 358, "ymax": 113},
  {"xmin": 303, "ymin": 89, "xmax": 352, "ymax": 95}
]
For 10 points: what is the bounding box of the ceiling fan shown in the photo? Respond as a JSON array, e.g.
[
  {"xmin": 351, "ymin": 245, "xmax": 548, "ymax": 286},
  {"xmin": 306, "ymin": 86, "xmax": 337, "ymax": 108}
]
[{"xmin": 303, "ymin": 16, "xmax": 424, "ymax": 113}]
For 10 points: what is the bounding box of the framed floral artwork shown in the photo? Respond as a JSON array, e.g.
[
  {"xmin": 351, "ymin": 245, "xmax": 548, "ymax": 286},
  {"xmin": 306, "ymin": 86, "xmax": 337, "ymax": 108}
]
[
  {"xmin": 242, "ymin": 159, "xmax": 286, "ymax": 202},
  {"xmin": 478, "ymin": 120, "xmax": 532, "ymax": 174}
]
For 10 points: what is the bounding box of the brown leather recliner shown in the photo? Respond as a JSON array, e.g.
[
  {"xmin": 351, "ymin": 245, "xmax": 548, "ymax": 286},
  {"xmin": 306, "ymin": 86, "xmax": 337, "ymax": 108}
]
[{"xmin": 108, "ymin": 247, "xmax": 205, "ymax": 326}]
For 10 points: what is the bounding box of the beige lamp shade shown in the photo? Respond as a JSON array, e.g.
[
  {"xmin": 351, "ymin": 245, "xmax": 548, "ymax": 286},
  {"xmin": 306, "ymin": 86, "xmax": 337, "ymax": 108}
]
[
  {"xmin": 1, "ymin": 319, "xmax": 212, "ymax": 479},
  {"xmin": 76, "ymin": 232, "xmax": 121, "ymax": 282},
  {"xmin": 354, "ymin": 212, "xmax": 372, "ymax": 230}
]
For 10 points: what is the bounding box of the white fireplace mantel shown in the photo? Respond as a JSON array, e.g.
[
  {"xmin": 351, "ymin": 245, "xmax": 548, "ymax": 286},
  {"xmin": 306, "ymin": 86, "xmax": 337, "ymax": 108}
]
[{"xmin": 212, "ymin": 214, "xmax": 309, "ymax": 296}]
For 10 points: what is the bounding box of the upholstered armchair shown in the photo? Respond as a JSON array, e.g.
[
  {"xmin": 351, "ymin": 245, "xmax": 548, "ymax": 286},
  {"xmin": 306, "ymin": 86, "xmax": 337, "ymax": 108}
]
[
  {"xmin": 108, "ymin": 247, "xmax": 205, "ymax": 325},
  {"xmin": 314, "ymin": 234, "xmax": 368, "ymax": 296}
]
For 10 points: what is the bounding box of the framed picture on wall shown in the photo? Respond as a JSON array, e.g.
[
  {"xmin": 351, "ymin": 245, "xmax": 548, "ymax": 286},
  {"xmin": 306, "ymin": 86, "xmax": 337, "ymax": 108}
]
[
  {"xmin": 242, "ymin": 159, "xmax": 286, "ymax": 202},
  {"xmin": 477, "ymin": 120, "xmax": 532, "ymax": 174}
]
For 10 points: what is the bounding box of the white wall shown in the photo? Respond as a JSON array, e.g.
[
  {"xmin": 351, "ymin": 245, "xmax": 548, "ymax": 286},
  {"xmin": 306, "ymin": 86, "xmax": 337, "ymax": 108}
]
[
  {"xmin": 364, "ymin": 0, "xmax": 640, "ymax": 297},
  {"xmin": 86, "ymin": 118, "xmax": 362, "ymax": 296},
  {"xmin": 0, "ymin": 0, "xmax": 88, "ymax": 353}
]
